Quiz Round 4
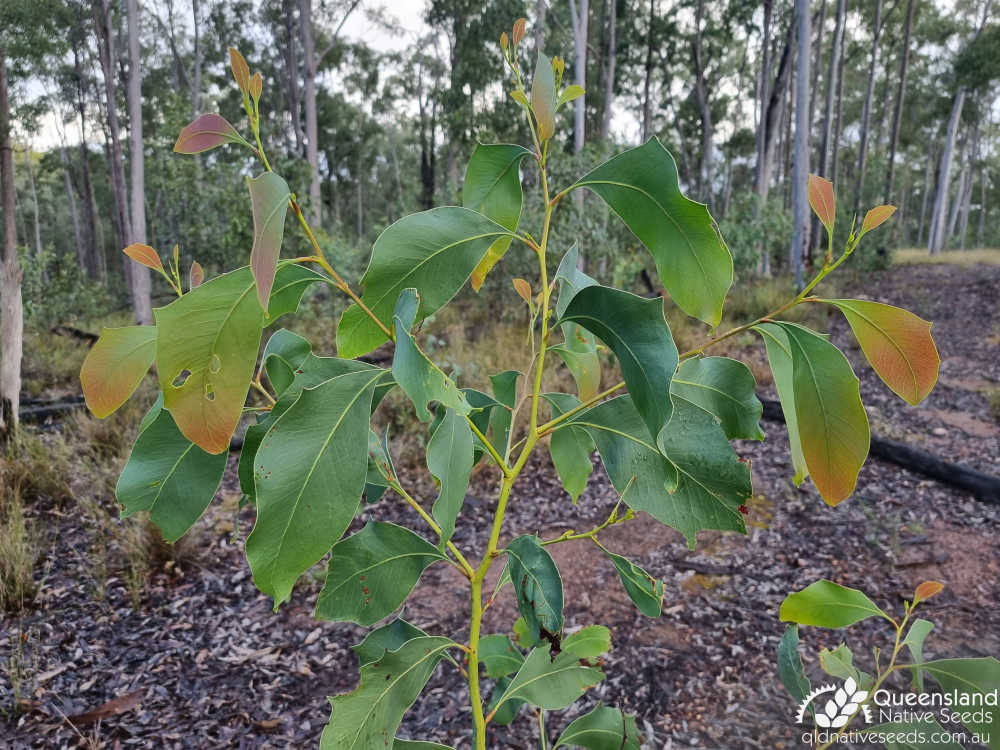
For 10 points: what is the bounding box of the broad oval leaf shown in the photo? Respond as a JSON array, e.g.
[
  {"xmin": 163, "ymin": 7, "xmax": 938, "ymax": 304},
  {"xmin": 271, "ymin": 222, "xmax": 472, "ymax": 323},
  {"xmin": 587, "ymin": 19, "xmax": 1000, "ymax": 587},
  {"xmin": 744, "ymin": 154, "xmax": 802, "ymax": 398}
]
[
  {"xmin": 81, "ymin": 325, "xmax": 157, "ymax": 418},
  {"xmin": 352, "ymin": 619, "xmax": 429, "ymax": 667},
  {"xmin": 557, "ymin": 84, "xmax": 586, "ymax": 108},
  {"xmin": 173, "ymin": 113, "xmax": 245, "ymax": 154},
  {"xmin": 116, "ymin": 397, "xmax": 227, "ymax": 542},
  {"xmin": 463, "ymin": 143, "xmax": 532, "ymax": 290},
  {"xmin": 670, "ymin": 356, "xmax": 764, "ymax": 441},
  {"xmin": 559, "ymin": 285, "xmax": 678, "ymax": 441},
  {"xmin": 487, "ymin": 676, "xmax": 525, "ymax": 726},
  {"xmin": 478, "ymin": 634, "xmax": 524, "ymax": 678},
  {"xmin": 755, "ymin": 324, "xmax": 808, "ymax": 485},
  {"xmin": 337, "ymin": 207, "xmax": 512, "ymax": 358},
  {"xmin": 808, "ymin": 174, "xmax": 835, "ymax": 233},
  {"xmin": 189, "ymin": 261, "xmax": 204, "ymax": 289},
  {"xmin": 553, "ymin": 704, "xmax": 641, "ymax": 750},
  {"xmin": 248, "ymin": 172, "xmax": 292, "ymax": 310},
  {"xmin": 315, "ymin": 522, "xmax": 446, "ymax": 626},
  {"xmin": 824, "ymin": 299, "xmax": 939, "ymax": 405},
  {"xmin": 604, "ymin": 549, "xmax": 664, "ymax": 617},
  {"xmin": 493, "ymin": 644, "xmax": 604, "ymax": 712},
  {"xmin": 123, "ymin": 242, "xmax": 163, "ymax": 270},
  {"xmin": 916, "ymin": 658, "xmax": 1000, "ymax": 745},
  {"xmin": 860, "ymin": 205, "xmax": 896, "ymax": 236},
  {"xmin": 777, "ymin": 625, "xmax": 811, "ymax": 705},
  {"xmin": 531, "ymin": 52, "xmax": 557, "ymax": 141},
  {"xmin": 780, "ymin": 579, "xmax": 892, "ymax": 628},
  {"xmin": 245, "ymin": 368, "xmax": 384, "ymax": 605},
  {"xmin": 320, "ymin": 636, "xmax": 456, "ymax": 750},
  {"xmin": 394, "ymin": 741, "xmax": 455, "ymax": 750},
  {"xmin": 506, "ymin": 535, "xmax": 564, "ymax": 642},
  {"xmin": 548, "ymin": 419, "xmax": 594, "ymax": 504},
  {"xmin": 562, "ymin": 625, "xmax": 611, "ymax": 659},
  {"xmin": 426, "ymin": 408, "xmax": 474, "ymax": 544},
  {"xmin": 571, "ymin": 138, "xmax": 733, "ymax": 326}
]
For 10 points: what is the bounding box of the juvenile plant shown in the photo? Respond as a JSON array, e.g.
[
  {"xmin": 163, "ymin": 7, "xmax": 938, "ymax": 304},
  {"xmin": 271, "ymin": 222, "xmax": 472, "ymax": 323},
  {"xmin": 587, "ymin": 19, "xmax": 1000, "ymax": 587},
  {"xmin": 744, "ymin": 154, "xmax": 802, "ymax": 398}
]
[{"xmin": 82, "ymin": 25, "xmax": 944, "ymax": 749}]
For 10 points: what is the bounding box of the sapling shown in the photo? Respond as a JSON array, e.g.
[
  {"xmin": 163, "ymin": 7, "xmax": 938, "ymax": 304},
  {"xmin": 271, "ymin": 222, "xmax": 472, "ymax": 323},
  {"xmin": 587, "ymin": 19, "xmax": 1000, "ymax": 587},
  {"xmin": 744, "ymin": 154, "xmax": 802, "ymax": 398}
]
[{"xmin": 82, "ymin": 22, "xmax": 947, "ymax": 749}]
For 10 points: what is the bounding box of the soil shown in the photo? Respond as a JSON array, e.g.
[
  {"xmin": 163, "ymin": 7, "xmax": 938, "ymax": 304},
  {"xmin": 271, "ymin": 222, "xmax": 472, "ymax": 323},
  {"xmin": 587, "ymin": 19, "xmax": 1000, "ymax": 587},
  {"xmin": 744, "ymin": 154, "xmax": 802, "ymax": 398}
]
[{"xmin": 3, "ymin": 261, "xmax": 999, "ymax": 749}]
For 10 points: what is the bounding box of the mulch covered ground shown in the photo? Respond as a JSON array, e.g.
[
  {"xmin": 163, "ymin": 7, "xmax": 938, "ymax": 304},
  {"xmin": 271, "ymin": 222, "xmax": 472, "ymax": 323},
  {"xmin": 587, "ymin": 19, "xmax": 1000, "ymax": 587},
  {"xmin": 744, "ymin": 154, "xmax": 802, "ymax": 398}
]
[{"xmin": 3, "ymin": 261, "xmax": 999, "ymax": 749}]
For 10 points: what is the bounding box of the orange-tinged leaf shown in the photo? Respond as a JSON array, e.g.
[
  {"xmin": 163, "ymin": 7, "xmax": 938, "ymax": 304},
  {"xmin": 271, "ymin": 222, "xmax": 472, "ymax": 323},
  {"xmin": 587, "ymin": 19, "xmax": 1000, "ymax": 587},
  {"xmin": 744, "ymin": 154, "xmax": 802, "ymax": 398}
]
[
  {"xmin": 531, "ymin": 52, "xmax": 557, "ymax": 142},
  {"xmin": 826, "ymin": 299, "xmax": 940, "ymax": 405},
  {"xmin": 512, "ymin": 17, "xmax": 526, "ymax": 46},
  {"xmin": 249, "ymin": 72, "xmax": 262, "ymax": 101},
  {"xmin": 229, "ymin": 47, "xmax": 250, "ymax": 93},
  {"xmin": 189, "ymin": 261, "xmax": 204, "ymax": 289},
  {"xmin": 173, "ymin": 113, "xmax": 243, "ymax": 154},
  {"xmin": 248, "ymin": 172, "xmax": 292, "ymax": 310},
  {"xmin": 80, "ymin": 326, "xmax": 157, "ymax": 418},
  {"xmin": 513, "ymin": 278, "xmax": 531, "ymax": 302},
  {"xmin": 860, "ymin": 205, "xmax": 897, "ymax": 235},
  {"xmin": 914, "ymin": 580, "xmax": 945, "ymax": 602},
  {"xmin": 808, "ymin": 175, "xmax": 835, "ymax": 232},
  {"xmin": 123, "ymin": 243, "xmax": 163, "ymax": 271}
]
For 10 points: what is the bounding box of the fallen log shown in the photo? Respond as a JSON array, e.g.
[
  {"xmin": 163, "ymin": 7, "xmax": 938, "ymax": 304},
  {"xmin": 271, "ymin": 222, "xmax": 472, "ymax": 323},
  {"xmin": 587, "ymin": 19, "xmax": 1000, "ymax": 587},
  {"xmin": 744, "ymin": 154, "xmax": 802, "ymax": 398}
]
[
  {"xmin": 759, "ymin": 397, "xmax": 1000, "ymax": 504},
  {"xmin": 21, "ymin": 396, "xmax": 87, "ymax": 423}
]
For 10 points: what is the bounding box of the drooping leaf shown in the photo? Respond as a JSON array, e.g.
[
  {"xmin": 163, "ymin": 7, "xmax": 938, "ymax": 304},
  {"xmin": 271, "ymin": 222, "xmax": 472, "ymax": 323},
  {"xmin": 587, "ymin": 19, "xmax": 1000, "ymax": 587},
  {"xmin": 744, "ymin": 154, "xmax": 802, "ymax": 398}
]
[
  {"xmin": 337, "ymin": 208, "xmax": 511, "ymax": 358},
  {"xmin": 530, "ymin": 52, "xmax": 557, "ymax": 141},
  {"xmin": 155, "ymin": 264, "xmax": 321, "ymax": 454},
  {"xmin": 173, "ymin": 113, "xmax": 248, "ymax": 154},
  {"xmin": 916, "ymin": 658, "xmax": 1000, "ymax": 748},
  {"xmin": 571, "ymin": 138, "xmax": 733, "ymax": 326},
  {"xmin": 777, "ymin": 625, "xmax": 811, "ymax": 705},
  {"xmin": 562, "ymin": 626, "xmax": 611, "ymax": 659},
  {"xmin": 670, "ymin": 356, "xmax": 764, "ymax": 441},
  {"xmin": 391, "ymin": 289, "xmax": 471, "ymax": 422},
  {"xmin": 492, "ymin": 644, "xmax": 604, "ymax": 712},
  {"xmin": 860, "ymin": 205, "xmax": 897, "ymax": 236},
  {"xmin": 81, "ymin": 325, "xmax": 157, "ymax": 418},
  {"xmin": 364, "ymin": 428, "xmax": 396, "ymax": 502},
  {"xmin": 553, "ymin": 704, "xmax": 641, "ymax": 750},
  {"xmin": 320, "ymin": 636, "xmax": 456, "ymax": 750},
  {"xmin": 902, "ymin": 619, "xmax": 934, "ymax": 691},
  {"xmin": 248, "ymin": 172, "xmax": 292, "ymax": 310},
  {"xmin": 779, "ymin": 580, "xmax": 892, "ymax": 628},
  {"xmin": 478, "ymin": 634, "xmax": 524, "ymax": 678},
  {"xmin": 246, "ymin": 369, "xmax": 384, "ymax": 606},
  {"xmin": 352, "ymin": 619, "xmax": 429, "ymax": 667},
  {"xmin": 545, "ymin": 392, "xmax": 594, "ymax": 503},
  {"xmin": 462, "ymin": 143, "xmax": 532, "ymax": 290},
  {"xmin": 604, "ymin": 549, "xmax": 664, "ymax": 617},
  {"xmin": 315, "ymin": 522, "xmax": 446, "ymax": 626},
  {"xmin": 559, "ymin": 285, "xmax": 678, "ymax": 441},
  {"xmin": 823, "ymin": 299, "xmax": 939, "ymax": 405},
  {"xmin": 868, "ymin": 717, "xmax": 965, "ymax": 749},
  {"xmin": 808, "ymin": 174, "xmax": 835, "ymax": 233},
  {"xmin": 819, "ymin": 643, "xmax": 872, "ymax": 689},
  {"xmin": 506, "ymin": 535, "xmax": 564, "ymax": 642},
  {"xmin": 116, "ymin": 397, "xmax": 227, "ymax": 542},
  {"xmin": 426, "ymin": 409, "xmax": 474, "ymax": 544},
  {"xmin": 755, "ymin": 324, "xmax": 808, "ymax": 485},
  {"xmin": 487, "ymin": 370, "xmax": 519, "ymax": 459},
  {"xmin": 261, "ymin": 328, "xmax": 312, "ymax": 398},
  {"xmin": 122, "ymin": 243, "xmax": 163, "ymax": 270}
]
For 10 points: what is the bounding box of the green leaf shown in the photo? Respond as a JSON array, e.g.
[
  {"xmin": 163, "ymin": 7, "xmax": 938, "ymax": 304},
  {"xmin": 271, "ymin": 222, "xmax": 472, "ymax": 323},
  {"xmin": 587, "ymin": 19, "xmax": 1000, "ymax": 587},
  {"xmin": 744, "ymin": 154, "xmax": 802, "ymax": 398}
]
[
  {"xmin": 512, "ymin": 615, "xmax": 541, "ymax": 649},
  {"xmin": 337, "ymin": 207, "xmax": 512, "ymax": 358},
  {"xmin": 458, "ymin": 388, "xmax": 503, "ymax": 465},
  {"xmin": 902, "ymin": 619, "xmax": 934, "ymax": 691},
  {"xmin": 780, "ymin": 580, "xmax": 892, "ymax": 628},
  {"xmin": 916, "ymin": 658, "xmax": 1000, "ymax": 747},
  {"xmin": 487, "ymin": 676, "xmax": 524, "ymax": 726},
  {"xmin": 352, "ymin": 619, "xmax": 429, "ymax": 667},
  {"xmin": 777, "ymin": 625, "xmax": 811, "ymax": 705},
  {"xmin": 866, "ymin": 717, "xmax": 965, "ymax": 749},
  {"xmin": 391, "ymin": 289, "xmax": 471, "ymax": 422},
  {"xmin": 365, "ymin": 428, "xmax": 395, "ymax": 501},
  {"xmin": 571, "ymin": 138, "xmax": 733, "ymax": 326},
  {"xmin": 818, "ymin": 643, "xmax": 872, "ymax": 689},
  {"xmin": 81, "ymin": 325, "xmax": 157, "ymax": 419},
  {"xmin": 117, "ymin": 397, "xmax": 227, "ymax": 542},
  {"xmin": 554, "ymin": 244, "xmax": 598, "ymax": 316},
  {"xmin": 506, "ymin": 535, "xmax": 564, "ymax": 642},
  {"xmin": 560, "ymin": 285, "xmax": 678, "ymax": 441},
  {"xmin": 261, "ymin": 328, "xmax": 312, "ymax": 397},
  {"xmin": 321, "ymin": 636, "xmax": 456, "ymax": 750},
  {"xmin": 487, "ymin": 370, "xmax": 519, "ymax": 458},
  {"xmin": 604, "ymin": 549, "xmax": 664, "ymax": 617},
  {"xmin": 316, "ymin": 522, "xmax": 446, "ymax": 626},
  {"xmin": 248, "ymin": 172, "xmax": 292, "ymax": 310},
  {"xmin": 552, "ymin": 246, "xmax": 603, "ymax": 402},
  {"xmin": 546, "ymin": 392, "xmax": 594, "ymax": 504},
  {"xmin": 531, "ymin": 52, "xmax": 557, "ymax": 141},
  {"xmin": 562, "ymin": 626, "xmax": 611, "ymax": 659},
  {"xmin": 493, "ymin": 644, "xmax": 604, "ymax": 712},
  {"xmin": 670, "ymin": 356, "xmax": 764, "ymax": 441},
  {"xmin": 553, "ymin": 704, "xmax": 641, "ymax": 750},
  {"xmin": 755, "ymin": 324, "xmax": 809, "ymax": 485},
  {"xmin": 773, "ymin": 322, "xmax": 870, "ymax": 505},
  {"xmin": 245, "ymin": 369, "xmax": 384, "ymax": 606},
  {"xmin": 463, "ymin": 143, "xmax": 532, "ymax": 290},
  {"xmin": 155, "ymin": 264, "xmax": 321, "ymax": 454},
  {"xmin": 478, "ymin": 634, "xmax": 524, "ymax": 678},
  {"xmin": 393, "ymin": 742, "xmax": 454, "ymax": 750},
  {"xmin": 557, "ymin": 85, "xmax": 586, "ymax": 109},
  {"xmin": 425, "ymin": 409, "xmax": 473, "ymax": 545}
]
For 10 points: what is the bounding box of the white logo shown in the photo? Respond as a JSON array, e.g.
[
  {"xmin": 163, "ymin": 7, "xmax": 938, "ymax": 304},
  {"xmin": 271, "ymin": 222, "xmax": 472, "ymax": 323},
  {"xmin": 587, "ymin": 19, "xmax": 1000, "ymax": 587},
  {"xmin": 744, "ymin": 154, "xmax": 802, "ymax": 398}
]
[{"xmin": 796, "ymin": 677, "xmax": 873, "ymax": 728}]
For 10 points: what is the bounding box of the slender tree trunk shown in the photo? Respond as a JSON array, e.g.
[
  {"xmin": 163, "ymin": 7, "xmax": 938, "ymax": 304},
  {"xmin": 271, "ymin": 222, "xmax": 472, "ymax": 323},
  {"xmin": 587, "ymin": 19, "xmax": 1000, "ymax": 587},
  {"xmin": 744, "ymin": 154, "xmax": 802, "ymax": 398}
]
[
  {"xmin": 946, "ymin": 132, "xmax": 969, "ymax": 240},
  {"xmin": 807, "ymin": 0, "xmax": 827, "ymax": 138},
  {"xmin": 885, "ymin": 0, "xmax": 915, "ymax": 219},
  {"xmin": 977, "ymin": 167, "xmax": 988, "ymax": 248},
  {"xmin": 0, "ymin": 51, "xmax": 22, "ymax": 441},
  {"xmin": 831, "ymin": 12, "xmax": 847, "ymax": 187},
  {"xmin": 813, "ymin": 0, "xmax": 844, "ymax": 248},
  {"xmin": 957, "ymin": 137, "xmax": 975, "ymax": 251},
  {"xmin": 917, "ymin": 138, "xmax": 935, "ymax": 245},
  {"xmin": 600, "ymin": 0, "xmax": 616, "ymax": 142},
  {"xmin": 790, "ymin": 0, "xmax": 810, "ymax": 287},
  {"xmin": 299, "ymin": 0, "xmax": 321, "ymax": 224},
  {"xmin": 641, "ymin": 0, "xmax": 656, "ymax": 141},
  {"xmin": 852, "ymin": 0, "xmax": 883, "ymax": 221},
  {"xmin": 24, "ymin": 149, "xmax": 42, "ymax": 256},
  {"xmin": 535, "ymin": 0, "xmax": 546, "ymax": 55},
  {"xmin": 191, "ymin": 0, "xmax": 203, "ymax": 116},
  {"xmin": 127, "ymin": 0, "xmax": 153, "ymax": 325},
  {"xmin": 928, "ymin": 88, "xmax": 966, "ymax": 254},
  {"xmin": 691, "ymin": 0, "xmax": 713, "ymax": 201},
  {"xmin": 284, "ymin": 0, "xmax": 304, "ymax": 155},
  {"xmin": 60, "ymin": 145, "xmax": 84, "ymax": 263},
  {"xmin": 73, "ymin": 47, "xmax": 100, "ymax": 279},
  {"xmin": 569, "ymin": 0, "xmax": 588, "ymax": 154}
]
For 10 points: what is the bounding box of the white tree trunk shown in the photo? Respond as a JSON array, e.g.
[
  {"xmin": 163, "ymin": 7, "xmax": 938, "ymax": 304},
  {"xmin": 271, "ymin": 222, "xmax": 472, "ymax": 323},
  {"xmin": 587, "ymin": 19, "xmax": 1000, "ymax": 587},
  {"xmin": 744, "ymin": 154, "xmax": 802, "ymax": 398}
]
[
  {"xmin": 569, "ymin": 0, "xmax": 588, "ymax": 154},
  {"xmin": 790, "ymin": 0, "xmax": 810, "ymax": 287},
  {"xmin": 928, "ymin": 88, "xmax": 966, "ymax": 254},
  {"xmin": 0, "ymin": 52, "xmax": 22, "ymax": 440},
  {"xmin": 600, "ymin": 0, "xmax": 616, "ymax": 142},
  {"xmin": 299, "ymin": 0, "xmax": 322, "ymax": 225},
  {"xmin": 127, "ymin": 0, "xmax": 152, "ymax": 325}
]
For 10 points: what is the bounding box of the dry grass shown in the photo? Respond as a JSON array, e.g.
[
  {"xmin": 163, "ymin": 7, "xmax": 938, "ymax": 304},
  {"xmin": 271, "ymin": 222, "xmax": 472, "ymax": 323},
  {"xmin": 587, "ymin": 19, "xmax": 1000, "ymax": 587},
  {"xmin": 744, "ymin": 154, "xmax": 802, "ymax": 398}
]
[
  {"xmin": 0, "ymin": 488, "xmax": 39, "ymax": 613},
  {"xmin": 894, "ymin": 247, "xmax": 1000, "ymax": 267}
]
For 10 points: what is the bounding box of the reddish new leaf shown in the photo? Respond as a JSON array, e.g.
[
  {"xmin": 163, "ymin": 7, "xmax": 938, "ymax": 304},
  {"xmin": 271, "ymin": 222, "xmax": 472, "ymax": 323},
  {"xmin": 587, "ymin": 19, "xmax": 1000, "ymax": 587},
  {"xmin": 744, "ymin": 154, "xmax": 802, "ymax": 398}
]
[
  {"xmin": 123, "ymin": 243, "xmax": 163, "ymax": 271},
  {"xmin": 248, "ymin": 172, "xmax": 292, "ymax": 310},
  {"xmin": 249, "ymin": 72, "xmax": 263, "ymax": 101},
  {"xmin": 229, "ymin": 47, "xmax": 250, "ymax": 93},
  {"xmin": 189, "ymin": 261, "xmax": 204, "ymax": 289},
  {"xmin": 914, "ymin": 581, "xmax": 945, "ymax": 602},
  {"xmin": 68, "ymin": 689, "xmax": 144, "ymax": 726},
  {"xmin": 513, "ymin": 278, "xmax": 531, "ymax": 302},
  {"xmin": 860, "ymin": 205, "xmax": 897, "ymax": 236},
  {"xmin": 826, "ymin": 299, "xmax": 939, "ymax": 405},
  {"xmin": 81, "ymin": 326, "xmax": 157, "ymax": 418},
  {"xmin": 173, "ymin": 114, "xmax": 243, "ymax": 154},
  {"xmin": 808, "ymin": 175, "xmax": 835, "ymax": 233}
]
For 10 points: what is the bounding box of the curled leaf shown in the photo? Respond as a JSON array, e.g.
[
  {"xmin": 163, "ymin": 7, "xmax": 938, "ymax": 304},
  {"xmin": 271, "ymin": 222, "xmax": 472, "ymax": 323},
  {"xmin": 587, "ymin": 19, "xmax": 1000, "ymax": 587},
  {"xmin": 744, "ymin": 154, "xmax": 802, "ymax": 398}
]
[
  {"xmin": 914, "ymin": 581, "xmax": 945, "ymax": 602},
  {"xmin": 173, "ymin": 113, "xmax": 245, "ymax": 154},
  {"xmin": 189, "ymin": 261, "xmax": 204, "ymax": 289},
  {"xmin": 229, "ymin": 47, "xmax": 250, "ymax": 93},
  {"xmin": 123, "ymin": 243, "xmax": 163, "ymax": 271},
  {"xmin": 860, "ymin": 205, "xmax": 897, "ymax": 236},
  {"xmin": 512, "ymin": 278, "xmax": 531, "ymax": 302},
  {"xmin": 808, "ymin": 175, "xmax": 835, "ymax": 233}
]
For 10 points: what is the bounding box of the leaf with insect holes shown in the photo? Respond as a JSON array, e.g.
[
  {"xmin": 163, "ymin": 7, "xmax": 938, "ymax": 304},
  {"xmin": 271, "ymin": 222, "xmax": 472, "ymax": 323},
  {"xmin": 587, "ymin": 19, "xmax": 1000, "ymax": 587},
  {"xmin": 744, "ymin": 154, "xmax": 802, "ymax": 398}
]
[
  {"xmin": 426, "ymin": 408, "xmax": 473, "ymax": 544},
  {"xmin": 506, "ymin": 535, "xmax": 564, "ymax": 643},
  {"xmin": 571, "ymin": 138, "xmax": 733, "ymax": 326},
  {"xmin": 81, "ymin": 325, "xmax": 157, "ymax": 418},
  {"xmin": 553, "ymin": 704, "xmax": 641, "ymax": 750},
  {"xmin": 493, "ymin": 644, "xmax": 604, "ymax": 712},
  {"xmin": 808, "ymin": 175, "xmax": 835, "ymax": 233},
  {"xmin": 117, "ymin": 396, "xmax": 227, "ymax": 542},
  {"xmin": 249, "ymin": 172, "xmax": 292, "ymax": 310},
  {"xmin": 604, "ymin": 549, "xmax": 664, "ymax": 617},
  {"xmin": 531, "ymin": 52, "xmax": 557, "ymax": 141},
  {"xmin": 860, "ymin": 205, "xmax": 896, "ymax": 236},
  {"xmin": 822, "ymin": 299, "xmax": 939, "ymax": 406},
  {"xmin": 337, "ymin": 207, "xmax": 511, "ymax": 358},
  {"xmin": 463, "ymin": 144, "xmax": 532, "ymax": 290},
  {"xmin": 173, "ymin": 114, "xmax": 247, "ymax": 154},
  {"xmin": 229, "ymin": 47, "xmax": 250, "ymax": 93},
  {"xmin": 123, "ymin": 243, "xmax": 163, "ymax": 270},
  {"xmin": 780, "ymin": 580, "xmax": 892, "ymax": 628},
  {"xmin": 189, "ymin": 261, "xmax": 204, "ymax": 289},
  {"xmin": 315, "ymin": 522, "xmax": 447, "ymax": 626}
]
